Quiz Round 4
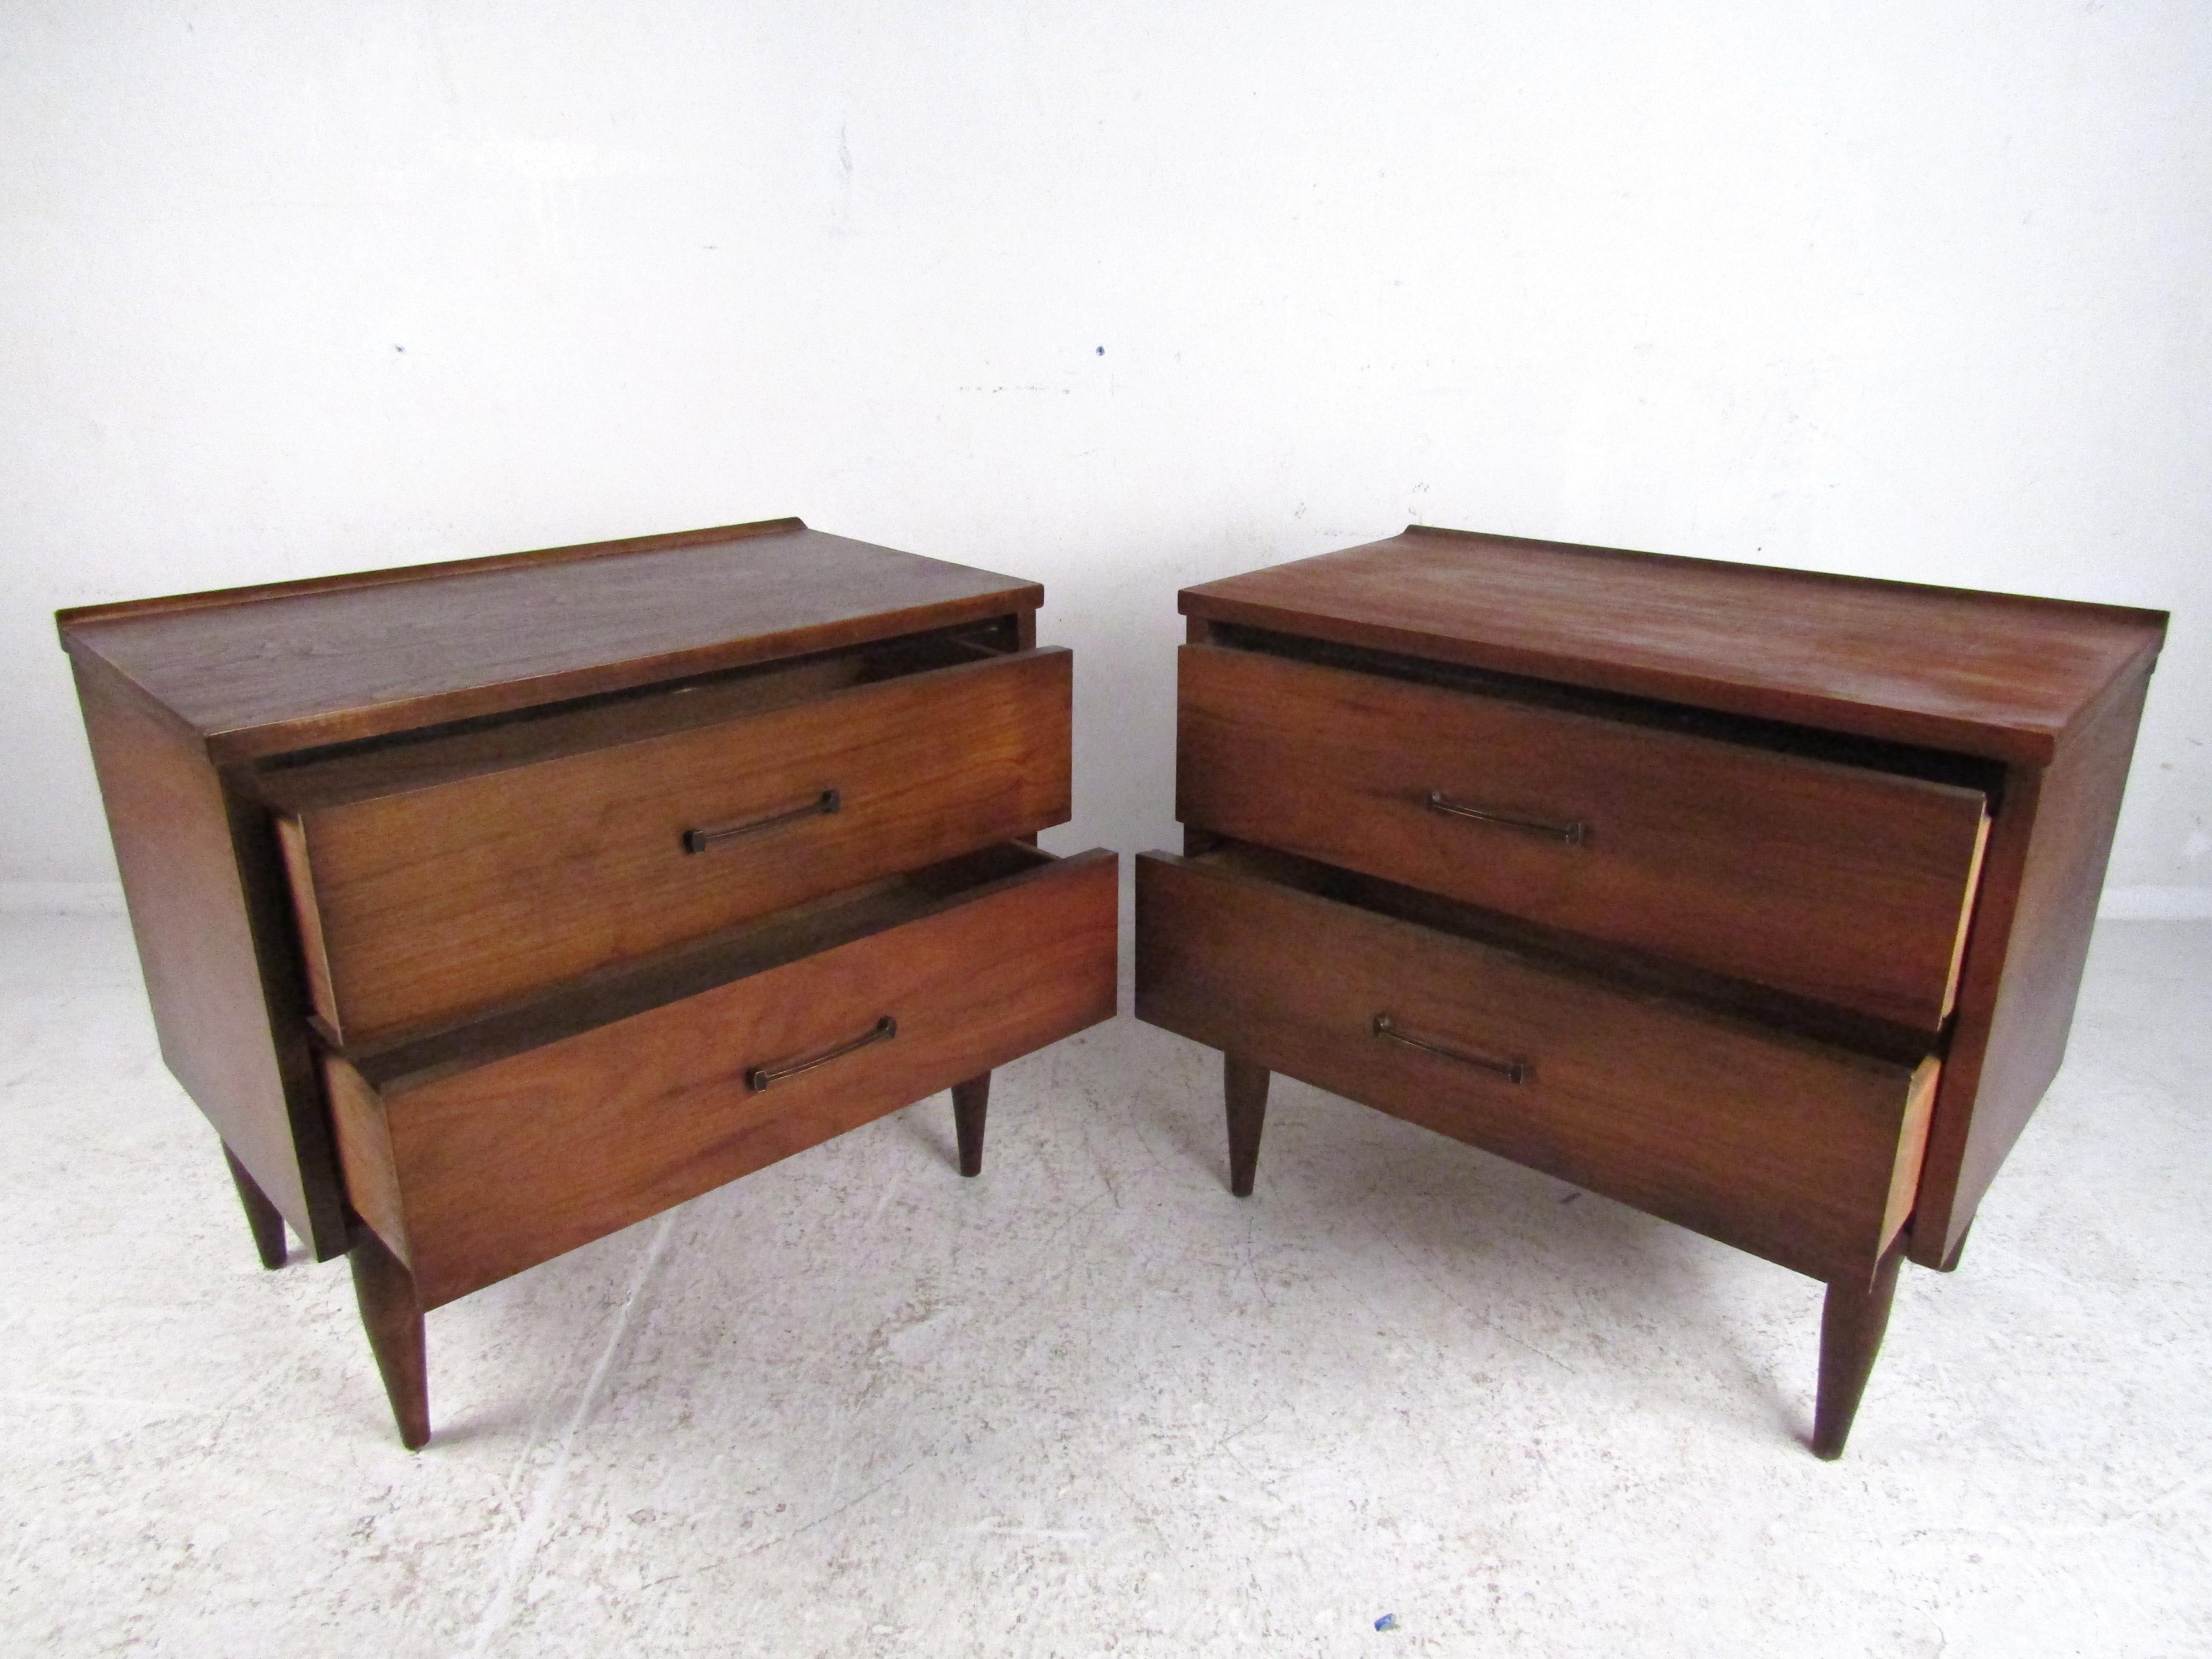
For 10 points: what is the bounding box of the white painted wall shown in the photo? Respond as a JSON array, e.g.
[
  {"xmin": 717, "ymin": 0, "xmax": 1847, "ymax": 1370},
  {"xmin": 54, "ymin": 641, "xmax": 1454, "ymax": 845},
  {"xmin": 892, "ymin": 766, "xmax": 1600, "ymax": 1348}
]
[{"xmin": 6, "ymin": 1, "xmax": 2207, "ymax": 907}]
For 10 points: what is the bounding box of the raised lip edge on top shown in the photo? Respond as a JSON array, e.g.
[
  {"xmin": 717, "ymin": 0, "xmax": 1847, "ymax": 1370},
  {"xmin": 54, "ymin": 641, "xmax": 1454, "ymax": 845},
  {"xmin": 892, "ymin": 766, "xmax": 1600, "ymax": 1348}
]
[
  {"xmin": 53, "ymin": 517, "xmax": 1047, "ymax": 762},
  {"xmin": 52, "ymin": 517, "xmax": 813, "ymax": 632},
  {"xmin": 1178, "ymin": 524, "xmax": 2169, "ymax": 766}
]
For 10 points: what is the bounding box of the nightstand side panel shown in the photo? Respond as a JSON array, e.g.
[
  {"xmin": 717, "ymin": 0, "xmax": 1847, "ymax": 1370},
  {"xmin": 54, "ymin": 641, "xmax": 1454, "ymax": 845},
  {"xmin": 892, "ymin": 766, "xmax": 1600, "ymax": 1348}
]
[
  {"xmin": 68, "ymin": 650, "xmax": 348, "ymax": 1257},
  {"xmin": 1910, "ymin": 662, "xmax": 2156, "ymax": 1267}
]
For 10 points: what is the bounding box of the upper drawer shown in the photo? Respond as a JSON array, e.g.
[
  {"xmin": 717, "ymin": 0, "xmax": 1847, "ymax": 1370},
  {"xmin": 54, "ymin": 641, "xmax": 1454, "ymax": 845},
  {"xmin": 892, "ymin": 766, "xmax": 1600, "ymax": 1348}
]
[
  {"xmin": 267, "ymin": 643, "xmax": 1072, "ymax": 1043},
  {"xmin": 1177, "ymin": 643, "xmax": 1989, "ymax": 1035}
]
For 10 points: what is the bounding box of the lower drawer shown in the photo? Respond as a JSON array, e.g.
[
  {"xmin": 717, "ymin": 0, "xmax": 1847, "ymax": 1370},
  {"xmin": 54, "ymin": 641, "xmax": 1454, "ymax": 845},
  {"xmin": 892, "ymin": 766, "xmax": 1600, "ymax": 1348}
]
[
  {"xmin": 1134, "ymin": 848, "xmax": 1936, "ymax": 1284},
  {"xmin": 326, "ymin": 844, "xmax": 1118, "ymax": 1308}
]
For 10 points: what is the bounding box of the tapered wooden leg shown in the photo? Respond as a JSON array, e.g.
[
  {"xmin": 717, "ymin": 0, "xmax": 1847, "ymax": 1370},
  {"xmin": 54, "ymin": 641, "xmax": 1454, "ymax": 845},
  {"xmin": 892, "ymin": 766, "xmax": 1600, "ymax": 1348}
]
[
  {"xmin": 222, "ymin": 1144, "xmax": 287, "ymax": 1270},
  {"xmin": 349, "ymin": 1231, "xmax": 429, "ymax": 1450},
  {"xmin": 952, "ymin": 1072, "xmax": 991, "ymax": 1178},
  {"xmin": 1936, "ymin": 1220, "xmax": 1974, "ymax": 1273},
  {"xmin": 1812, "ymin": 1238, "xmax": 1906, "ymax": 1460},
  {"xmin": 1224, "ymin": 1054, "xmax": 1270, "ymax": 1198}
]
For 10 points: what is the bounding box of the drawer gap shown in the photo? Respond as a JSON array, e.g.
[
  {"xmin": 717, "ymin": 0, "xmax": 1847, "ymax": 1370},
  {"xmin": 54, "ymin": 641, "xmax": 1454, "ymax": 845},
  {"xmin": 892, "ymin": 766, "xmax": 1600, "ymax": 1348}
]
[
  {"xmin": 1194, "ymin": 838, "xmax": 1936, "ymax": 1065},
  {"xmin": 249, "ymin": 618, "xmax": 1021, "ymax": 805},
  {"xmin": 1208, "ymin": 622, "xmax": 2006, "ymax": 800},
  {"xmin": 330, "ymin": 842, "xmax": 1091, "ymax": 1094}
]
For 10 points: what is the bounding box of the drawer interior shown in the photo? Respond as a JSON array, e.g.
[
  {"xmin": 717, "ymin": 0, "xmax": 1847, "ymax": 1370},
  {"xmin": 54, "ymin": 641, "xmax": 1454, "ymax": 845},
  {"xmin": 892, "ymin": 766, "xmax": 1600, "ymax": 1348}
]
[
  {"xmin": 1188, "ymin": 839, "xmax": 1936, "ymax": 1065},
  {"xmin": 1204, "ymin": 621, "xmax": 2006, "ymax": 799},
  {"xmin": 330, "ymin": 842, "xmax": 1079, "ymax": 1093},
  {"xmin": 254, "ymin": 620, "xmax": 1018, "ymax": 808}
]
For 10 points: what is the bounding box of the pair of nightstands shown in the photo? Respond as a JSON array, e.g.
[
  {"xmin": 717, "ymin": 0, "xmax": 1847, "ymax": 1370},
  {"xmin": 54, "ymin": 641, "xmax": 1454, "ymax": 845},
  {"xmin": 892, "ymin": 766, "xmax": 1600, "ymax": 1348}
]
[{"xmin": 61, "ymin": 519, "xmax": 2164, "ymax": 1458}]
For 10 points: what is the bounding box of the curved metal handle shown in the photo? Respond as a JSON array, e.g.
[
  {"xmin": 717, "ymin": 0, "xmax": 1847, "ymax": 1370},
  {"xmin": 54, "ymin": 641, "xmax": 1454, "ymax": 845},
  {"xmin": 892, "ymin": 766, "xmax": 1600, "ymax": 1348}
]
[
  {"xmin": 1372, "ymin": 1014, "xmax": 1527, "ymax": 1084},
  {"xmin": 745, "ymin": 1015, "xmax": 897, "ymax": 1092},
  {"xmin": 1425, "ymin": 789, "xmax": 1585, "ymax": 847},
  {"xmin": 684, "ymin": 788, "xmax": 840, "ymax": 854}
]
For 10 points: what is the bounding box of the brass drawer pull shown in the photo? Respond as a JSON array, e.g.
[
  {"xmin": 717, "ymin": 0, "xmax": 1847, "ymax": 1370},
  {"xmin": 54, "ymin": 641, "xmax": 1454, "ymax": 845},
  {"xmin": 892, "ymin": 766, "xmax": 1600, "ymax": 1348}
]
[
  {"xmin": 683, "ymin": 788, "xmax": 840, "ymax": 854},
  {"xmin": 1372, "ymin": 1014, "xmax": 1527, "ymax": 1084},
  {"xmin": 1425, "ymin": 789, "xmax": 1586, "ymax": 847},
  {"xmin": 745, "ymin": 1015, "xmax": 897, "ymax": 1091}
]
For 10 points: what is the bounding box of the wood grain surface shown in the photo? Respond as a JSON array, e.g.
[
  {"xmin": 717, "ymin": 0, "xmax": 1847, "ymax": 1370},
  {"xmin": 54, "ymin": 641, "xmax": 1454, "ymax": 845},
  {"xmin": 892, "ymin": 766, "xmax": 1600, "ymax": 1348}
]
[
  {"xmin": 59, "ymin": 518, "xmax": 1042, "ymax": 761},
  {"xmin": 68, "ymin": 651, "xmax": 349, "ymax": 1256},
  {"xmin": 1181, "ymin": 526, "xmax": 2167, "ymax": 764},
  {"xmin": 333, "ymin": 847, "xmax": 1117, "ymax": 1309},
  {"xmin": 1135, "ymin": 848, "xmax": 1936, "ymax": 1284},
  {"xmin": 276, "ymin": 647, "xmax": 1073, "ymax": 1042},
  {"xmin": 1178, "ymin": 642, "xmax": 1991, "ymax": 1033},
  {"xmin": 252, "ymin": 627, "xmax": 1003, "ymax": 810},
  {"xmin": 1908, "ymin": 662, "xmax": 2157, "ymax": 1267}
]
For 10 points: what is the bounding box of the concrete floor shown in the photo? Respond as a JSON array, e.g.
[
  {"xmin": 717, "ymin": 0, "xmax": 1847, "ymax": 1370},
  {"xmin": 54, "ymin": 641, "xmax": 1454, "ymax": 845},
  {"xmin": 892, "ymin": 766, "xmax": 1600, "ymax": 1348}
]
[{"xmin": 3, "ymin": 908, "xmax": 2207, "ymax": 1658}]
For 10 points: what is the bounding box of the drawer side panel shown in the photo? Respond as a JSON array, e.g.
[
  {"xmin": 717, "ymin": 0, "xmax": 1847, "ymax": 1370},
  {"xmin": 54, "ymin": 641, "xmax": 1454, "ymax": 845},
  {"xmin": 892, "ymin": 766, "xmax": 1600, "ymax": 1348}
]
[{"xmin": 326, "ymin": 1057, "xmax": 410, "ymax": 1268}]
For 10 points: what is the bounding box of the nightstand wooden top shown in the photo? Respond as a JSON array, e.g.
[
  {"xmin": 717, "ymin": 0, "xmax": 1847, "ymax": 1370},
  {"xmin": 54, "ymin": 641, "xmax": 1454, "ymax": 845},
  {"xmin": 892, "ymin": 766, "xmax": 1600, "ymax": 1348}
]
[
  {"xmin": 1180, "ymin": 526, "xmax": 2167, "ymax": 764},
  {"xmin": 58, "ymin": 519, "xmax": 1040, "ymax": 761}
]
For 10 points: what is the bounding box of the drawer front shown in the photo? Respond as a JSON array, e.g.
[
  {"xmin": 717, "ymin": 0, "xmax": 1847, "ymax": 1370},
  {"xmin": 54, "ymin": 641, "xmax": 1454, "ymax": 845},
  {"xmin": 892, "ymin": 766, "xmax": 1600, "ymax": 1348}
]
[
  {"xmin": 328, "ymin": 848, "xmax": 1118, "ymax": 1309},
  {"xmin": 284, "ymin": 647, "xmax": 1071, "ymax": 1042},
  {"xmin": 1178, "ymin": 644, "xmax": 1988, "ymax": 1034},
  {"xmin": 1134, "ymin": 850, "xmax": 1936, "ymax": 1284}
]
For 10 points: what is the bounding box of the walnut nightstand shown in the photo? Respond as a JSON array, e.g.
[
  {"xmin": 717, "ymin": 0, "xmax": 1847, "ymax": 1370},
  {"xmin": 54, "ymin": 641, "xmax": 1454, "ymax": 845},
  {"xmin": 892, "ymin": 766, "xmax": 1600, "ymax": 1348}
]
[
  {"xmin": 61, "ymin": 517, "xmax": 1117, "ymax": 1447},
  {"xmin": 1136, "ymin": 525, "xmax": 2164, "ymax": 1457}
]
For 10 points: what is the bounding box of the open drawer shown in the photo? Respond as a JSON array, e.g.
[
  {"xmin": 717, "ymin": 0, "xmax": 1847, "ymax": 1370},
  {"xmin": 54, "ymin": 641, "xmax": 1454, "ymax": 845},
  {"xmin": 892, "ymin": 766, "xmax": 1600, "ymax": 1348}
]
[
  {"xmin": 1177, "ymin": 640, "xmax": 1991, "ymax": 1036},
  {"xmin": 264, "ymin": 635, "xmax": 1073, "ymax": 1044},
  {"xmin": 1135, "ymin": 844, "xmax": 1937, "ymax": 1285},
  {"xmin": 326, "ymin": 844, "xmax": 1117, "ymax": 1309}
]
